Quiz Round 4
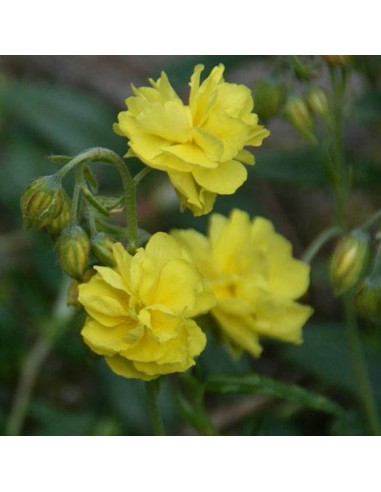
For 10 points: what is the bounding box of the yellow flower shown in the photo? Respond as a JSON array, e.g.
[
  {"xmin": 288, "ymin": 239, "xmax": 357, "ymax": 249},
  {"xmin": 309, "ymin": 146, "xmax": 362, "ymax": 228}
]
[
  {"xmin": 114, "ymin": 64, "xmax": 269, "ymax": 216},
  {"xmin": 78, "ymin": 232, "xmax": 215, "ymax": 381},
  {"xmin": 171, "ymin": 209, "xmax": 313, "ymax": 357}
]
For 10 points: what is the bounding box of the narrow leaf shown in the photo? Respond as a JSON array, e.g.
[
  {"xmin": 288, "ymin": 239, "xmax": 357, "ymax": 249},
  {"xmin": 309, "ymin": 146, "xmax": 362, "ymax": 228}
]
[
  {"xmin": 206, "ymin": 374, "xmax": 343, "ymax": 416},
  {"xmin": 47, "ymin": 155, "xmax": 73, "ymax": 164}
]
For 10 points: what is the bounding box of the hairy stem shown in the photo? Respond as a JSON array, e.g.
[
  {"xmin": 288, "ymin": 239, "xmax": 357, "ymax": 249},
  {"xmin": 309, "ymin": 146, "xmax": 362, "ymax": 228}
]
[{"xmin": 56, "ymin": 147, "xmax": 138, "ymax": 253}]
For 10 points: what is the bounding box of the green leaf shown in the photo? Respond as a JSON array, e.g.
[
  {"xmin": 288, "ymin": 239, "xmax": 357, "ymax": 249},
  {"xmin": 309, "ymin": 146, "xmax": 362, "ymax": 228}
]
[
  {"xmin": 206, "ymin": 373, "xmax": 343, "ymax": 416},
  {"xmin": 82, "ymin": 189, "xmax": 110, "ymax": 216},
  {"xmin": 95, "ymin": 195, "xmax": 124, "ymax": 211}
]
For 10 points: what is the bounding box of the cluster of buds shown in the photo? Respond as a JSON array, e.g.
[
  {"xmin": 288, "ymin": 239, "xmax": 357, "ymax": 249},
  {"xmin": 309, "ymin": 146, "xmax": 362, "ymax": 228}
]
[
  {"xmin": 20, "ymin": 171, "xmax": 119, "ymax": 291},
  {"xmin": 252, "ymin": 57, "xmax": 330, "ymax": 146},
  {"xmin": 283, "ymin": 86, "xmax": 329, "ymax": 144}
]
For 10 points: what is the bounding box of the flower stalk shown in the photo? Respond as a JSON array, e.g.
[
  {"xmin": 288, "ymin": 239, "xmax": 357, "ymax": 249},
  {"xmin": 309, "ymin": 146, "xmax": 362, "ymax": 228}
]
[
  {"xmin": 56, "ymin": 147, "xmax": 139, "ymax": 254},
  {"xmin": 302, "ymin": 226, "xmax": 342, "ymax": 265},
  {"xmin": 327, "ymin": 64, "xmax": 381, "ymax": 435},
  {"xmin": 343, "ymin": 293, "xmax": 381, "ymax": 435},
  {"xmin": 145, "ymin": 380, "xmax": 166, "ymax": 436}
]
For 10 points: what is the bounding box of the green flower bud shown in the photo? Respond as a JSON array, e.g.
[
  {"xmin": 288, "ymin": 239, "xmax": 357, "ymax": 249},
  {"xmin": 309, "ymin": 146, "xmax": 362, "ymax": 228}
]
[
  {"xmin": 46, "ymin": 194, "xmax": 72, "ymax": 239},
  {"xmin": 354, "ymin": 277, "xmax": 381, "ymax": 323},
  {"xmin": 284, "ymin": 97, "xmax": 316, "ymax": 144},
  {"xmin": 330, "ymin": 230, "xmax": 370, "ymax": 296},
  {"xmin": 253, "ymin": 78, "xmax": 287, "ymax": 122},
  {"xmin": 57, "ymin": 225, "xmax": 90, "ymax": 280},
  {"xmin": 91, "ymin": 232, "xmax": 116, "ymax": 267},
  {"xmin": 305, "ymin": 87, "xmax": 329, "ymax": 118},
  {"xmin": 20, "ymin": 175, "xmax": 65, "ymax": 229}
]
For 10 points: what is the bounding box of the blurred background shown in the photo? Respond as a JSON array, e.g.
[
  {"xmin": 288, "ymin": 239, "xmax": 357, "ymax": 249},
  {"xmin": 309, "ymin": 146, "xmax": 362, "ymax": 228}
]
[{"xmin": 1, "ymin": 55, "xmax": 381, "ymax": 436}]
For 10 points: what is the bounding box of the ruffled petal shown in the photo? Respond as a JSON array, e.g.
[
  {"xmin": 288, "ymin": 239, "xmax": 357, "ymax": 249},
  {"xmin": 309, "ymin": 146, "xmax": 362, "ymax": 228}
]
[
  {"xmin": 212, "ymin": 307, "xmax": 262, "ymax": 357},
  {"xmin": 78, "ymin": 276, "xmax": 129, "ymax": 327},
  {"xmin": 192, "ymin": 160, "xmax": 247, "ymax": 194},
  {"xmin": 163, "ymin": 142, "xmax": 218, "ymax": 168},
  {"xmin": 135, "ymin": 100, "xmax": 192, "ymax": 143},
  {"xmin": 105, "ymin": 354, "xmax": 157, "ymax": 381},
  {"xmin": 81, "ymin": 318, "xmax": 138, "ymax": 356}
]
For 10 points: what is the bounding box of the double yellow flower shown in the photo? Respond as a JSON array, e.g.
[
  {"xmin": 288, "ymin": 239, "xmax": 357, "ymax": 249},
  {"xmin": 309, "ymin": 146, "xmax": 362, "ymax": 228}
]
[
  {"xmin": 114, "ymin": 64, "xmax": 269, "ymax": 216},
  {"xmin": 79, "ymin": 211, "xmax": 313, "ymax": 380}
]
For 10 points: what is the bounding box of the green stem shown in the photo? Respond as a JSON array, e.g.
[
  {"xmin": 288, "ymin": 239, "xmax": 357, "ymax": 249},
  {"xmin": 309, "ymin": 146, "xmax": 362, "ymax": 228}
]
[
  {"xmin": 145, "ymin": 380, "xmax": 166, "ymax": 436},
  {"xmin": 133, "ymin": 167, "xmax": 151, "ymax": 185},
  {"xmin": 6, "ymin": 337, "xmax": 52, "ymax": 436},
  {"xmin": 87, "ymin": 205, "xmax": 98, "ymax": 237},
  {"xmin": 70, "ymin": 166, "xmax": 84, "ymax": 226},
  {"xmin": 56, "ymin": 147, "xmax": 138, "ymax": 253},
  {"xmin": 302, "ymin": 226, "xmax": 342, "ymax": 264},
  {"xmin": 82, "ymin": 187, "xmax": 110, "ymax": 217},
  {"xmin": 343, "ymin": 293, "xmax": 381, "ymax": 435},
  {"xmin": 327, "ymin": 66, "xmax": 381, "ymax": 434},
  {"xmin": 5, "ymin": 277, "xmax": 74, "ymax": 436}
]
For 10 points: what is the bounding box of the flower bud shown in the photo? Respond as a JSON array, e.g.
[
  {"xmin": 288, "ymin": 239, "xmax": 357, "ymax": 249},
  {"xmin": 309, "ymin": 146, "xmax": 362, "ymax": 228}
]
[
  {"xmin": 305, "ymin": 87, "xmax": 329, "ymax": 118},
  {"xmin": 284, "ymin": 97, "xmax": 316, "ymax": 143},
  {"xmin": 57, "ymin": 225, "xmax": 90, "ymax": 280},
  {"xmin": 91, "ymin": 232, "xmax": 116, "ymax": 267},
  {"xmin": 46, "ymin": 194, "xmax": 72, "ymax": 239},
  {"xmin": 253, "ymin": 78, "xmax": 287, "ymax": 122},
  {"xmin": 20, "ymin": 175, "xmax": 65, "ymax": 229},
  {"xmin": 354, "ymin": 277, "xmax": 381, "ymax": 323},
  {"xmin": 330, "ymin": 229, "xmax": 370, "ymax": 295}
]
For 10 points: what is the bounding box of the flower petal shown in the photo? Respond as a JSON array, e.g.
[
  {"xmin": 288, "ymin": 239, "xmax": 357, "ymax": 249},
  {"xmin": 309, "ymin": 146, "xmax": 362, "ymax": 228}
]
[
  {"xmin": 105, "ymin": 354, "xmax": 157, "ymax": 381},
  {"xmin": 81, "ymin": 318, "xmax": 137, "ymax": 356},
  {"xmin": 136, "ymin": 100, "xmax": 192, "ymax": 143},
  {"xmin": 252, "ymin": 297, "xmax": 314, "ymax": 343},
  {"xmin": 192, "ymin": 160, "xmax": 247, "ymax": 194},
  {"xmin": 94, "ymin": 265, "xmax": 128, "ymax": 292},
  {"xmin": 212, "ymin": 307, "xmax": 263, "ymax": 357},
  {"xmin": 163, "ymin": 142, "xmax": 218, "ymax": 168},
  {"xmin": 78, "ymin": 276, "xmax": 129, "ymax": 327}
]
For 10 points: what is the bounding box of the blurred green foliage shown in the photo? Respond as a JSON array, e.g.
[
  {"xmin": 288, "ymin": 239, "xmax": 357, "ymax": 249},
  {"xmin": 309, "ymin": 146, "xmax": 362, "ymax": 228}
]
[{"xmin": 1, "ymin": 55, "xmax": 381, "ymax": 435}]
